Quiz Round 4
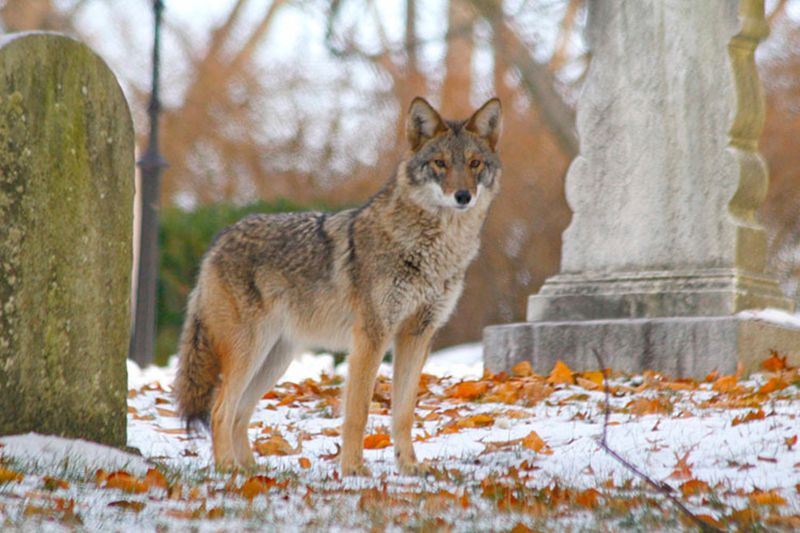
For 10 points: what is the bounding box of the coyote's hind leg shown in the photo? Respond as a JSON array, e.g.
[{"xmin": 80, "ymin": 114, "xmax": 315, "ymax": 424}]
[{"xmin": 232, "ymin": 336, "xmax": 296, "ymax": 467}]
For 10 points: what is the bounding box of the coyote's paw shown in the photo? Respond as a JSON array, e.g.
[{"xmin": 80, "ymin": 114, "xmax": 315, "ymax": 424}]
[
  {"xmin": 397, "ymin": 460, "xmax": 432, "ymax": 477},
  {"xmin": 340, "ymin": 460, "xmax": 371, "ymax": 477}
]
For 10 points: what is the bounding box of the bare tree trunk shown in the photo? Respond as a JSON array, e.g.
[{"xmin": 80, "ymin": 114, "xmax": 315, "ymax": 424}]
[
  {"xmin": 440, "ymin": 0, "xmax": 476, "ymax": 117},
  {"xmin": 471, "ymin": 0, "xmax": 578, "ymax": 157},
  {"xmin": 393, "ymin": 0, "xmax": 427, "ymax": 145}
]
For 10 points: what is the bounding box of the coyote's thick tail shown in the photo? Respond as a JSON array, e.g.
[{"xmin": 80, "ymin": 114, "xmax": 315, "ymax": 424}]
[{"xmin": 173, "ymin": 290, "xmax": 220, "ymax": 433}]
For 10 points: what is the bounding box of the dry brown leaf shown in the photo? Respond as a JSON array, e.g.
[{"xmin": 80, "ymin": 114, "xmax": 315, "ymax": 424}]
[
  {"xmin": 254, "ymin": 434, "xmax": 298, "ymax": 456},
  {"xmin": 42, "ymin": 476, "xmax": 69, "ymax": 491},
  {"xmin": 669, "ymin": 451, "xmax": 693, "ymax": 480},
  {"xmin": 731, "ymin": 409, "xmax": 765, "ymax": 427},
  {"xmin": 522, "ymin": 382, "xmax": 551, "ymax": 405},
  {"xmin": 321, "ymin": 443, "xmax": 341, "ymax": 460},
  {"xmin": 154, "ymin": 427, "xmax": 187, "ymax": 435},
  {"xmin": 108, "ymin": 500, "xmax": 145, "ymax": 513}
]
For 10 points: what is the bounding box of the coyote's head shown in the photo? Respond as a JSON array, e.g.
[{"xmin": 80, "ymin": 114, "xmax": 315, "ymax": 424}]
[{"xmin": 403, "ymin": 97, "xmax": 502, "ymax": 212}]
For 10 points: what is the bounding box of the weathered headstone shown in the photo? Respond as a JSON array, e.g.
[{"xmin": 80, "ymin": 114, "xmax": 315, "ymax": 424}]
[
  {"xmin": 0, "ymin": 33, "xmax": 133, "ymax": 446},
  {"xmin": 484, "ymin": 0, "xmax": 800, "ymax": 378}
]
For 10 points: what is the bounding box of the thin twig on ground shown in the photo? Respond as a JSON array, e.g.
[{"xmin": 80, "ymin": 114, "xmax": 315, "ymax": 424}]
[{"xmin": 591, "ymin": 348, "xmax": 724, "ymax": 533}]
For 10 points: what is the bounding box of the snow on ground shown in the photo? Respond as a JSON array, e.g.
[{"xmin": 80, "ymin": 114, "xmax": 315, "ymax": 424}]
[
  {"xmin": 0, "ymin": 433, "xmax": 149, "ymax": 475},
  {"xmin": 3, "ymin": 339, "xmax": 800, "ymax": 530}
]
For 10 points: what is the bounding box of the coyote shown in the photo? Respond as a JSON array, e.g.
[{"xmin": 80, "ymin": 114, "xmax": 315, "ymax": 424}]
[{"xmin": 174, "ymin": 97, "xmax": 502, "ymax": 475}]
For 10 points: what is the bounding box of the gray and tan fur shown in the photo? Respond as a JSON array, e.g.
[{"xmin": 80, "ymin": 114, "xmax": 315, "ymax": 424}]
[{"xmin": 173, "ymin": 97, "xmax": 503, "ymax": 475}]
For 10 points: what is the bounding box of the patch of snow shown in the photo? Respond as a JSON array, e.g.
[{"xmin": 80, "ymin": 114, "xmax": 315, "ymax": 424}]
[
  {"xmin": 0, "ymin": 432, "xmax": 149, "ymax": 475},
  {"xmin": 424, "ymin": 343, "xmax": 483, "ymax": 379},
  {"xmin": 281, "ymin": 352, "xmax": 336, "ymax": 383},
  {"xmin": 738, "ymin": 307, "xmax": 800, "ymax": 329}
]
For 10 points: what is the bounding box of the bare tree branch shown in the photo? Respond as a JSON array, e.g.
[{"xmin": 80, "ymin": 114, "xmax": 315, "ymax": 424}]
[{"xmin": 591, "ymin": 349, "xmax": 724, "ymax": 533}]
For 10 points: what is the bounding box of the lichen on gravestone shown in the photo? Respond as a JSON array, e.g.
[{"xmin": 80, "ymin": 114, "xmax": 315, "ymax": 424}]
[{"xmin": 0, "ymin": 32, "xmax": 134, "ymax": 446}]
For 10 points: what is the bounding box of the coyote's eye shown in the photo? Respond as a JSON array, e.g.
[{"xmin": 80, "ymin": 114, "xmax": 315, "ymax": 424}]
[
  {"xmin": 434, "ymin": 159, "xmax": 447, "ymax": 169},
  {"xmin": 469, "ymin": 159, "xmax": 481, "ymax": 169}
]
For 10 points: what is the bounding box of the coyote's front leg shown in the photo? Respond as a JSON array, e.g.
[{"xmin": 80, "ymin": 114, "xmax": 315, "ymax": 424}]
[
  {"xmin": 391, "ymin": 316, "xmax": 434, "ymax": 476},
  {"xmin": 341, "ymin": 317, "xmax": 389, "ymax": 476}
]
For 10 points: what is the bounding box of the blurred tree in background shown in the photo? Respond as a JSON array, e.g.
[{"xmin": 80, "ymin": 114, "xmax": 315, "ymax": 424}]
[{"xmin": 2, "ymin": 0, "xmax": 799, "ymax": 357}]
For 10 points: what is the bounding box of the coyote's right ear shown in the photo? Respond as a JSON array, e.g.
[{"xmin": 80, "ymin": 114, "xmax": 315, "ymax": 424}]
[{"xmin": 407, "ymin": 97, "xmax": 447, "ymax": 150}]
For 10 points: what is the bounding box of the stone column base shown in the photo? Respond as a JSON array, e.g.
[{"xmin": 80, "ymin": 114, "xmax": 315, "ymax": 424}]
[
  {"xmin": 528, "ymin": 269, "xmax": 794, "ymax": 322},
  {"xmin": 483, "ymin": 314, "xmax": 800, "ymax": 379}
]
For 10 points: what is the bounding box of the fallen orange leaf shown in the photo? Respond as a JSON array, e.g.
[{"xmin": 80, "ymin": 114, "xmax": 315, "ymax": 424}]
[
  {"xmin": 144, "ymin": 468, "xmax": 169, "ymax": 491},
  {"xmin": 712, "ymin": 375, "xmax": 738, "ymax": 393},
  {"xmin": 761, "ymin": 351, "xmax": 788, "ymax": 372},
  {"xmin": 104, "ymin": 471, "xmax": 147, "ymax": 494},
  {"xmin": 575, "ymin": 488, "xmax": 601, "ymax": 509},
  {"xmin": 0, "ymin": 466, "xmax": 23, "ymax": 483},
  {"xmin": 239, "ymin": 476, "xmax": 274, "ymax": 500},
  {"xmin": 547, "ymin": 360, "xmax": 574, "ymax": 385},
  {"xmin": 680, "ymin": 479, "xmax": 710, "ymax": 497},
  {"xmin": 457, "ymin": 414, "xmax": 495, "ymax": 428},
  {"xmin": 580, "ymin": 370, "xmax": 605, "ymax": 387},
  {"xmin": 521, "ymin": 431, "xmax": 551, "ymax": 454},
  {"xmin": 758, "ymin": 377, "xmax": 788, "ymax": 395},
  {"xmin": 254, "ymin": 434, "xmax": 298, "ymax": 456},
  {"xmin": 749, "ymin": 489, "xmax": 787, "ymax": 506},
  {"xmin": 447, "ymin": 381, "xmax": 490, "ymax": 400},
  {"xmin": 298, "ymin": 457, "xmax": 311, "ymax": 469},
  {"xmin": 363, "ymin": 433, "xmax": 392, "ymax": 449},
  {"xmin": 731, "ymin": 409, "xmax": 765, "ymax": 427},
  {"xmin": 627, "ymin": 397, "xmax": 673, "ymax": 416},
  {"xmin": 510, "ymin": 361, "xmax": 534, "ymax": 377}
]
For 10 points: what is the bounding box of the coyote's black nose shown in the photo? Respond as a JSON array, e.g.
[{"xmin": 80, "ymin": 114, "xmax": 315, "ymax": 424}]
[{"xmin": 454, "ymin": 190, "xmax": 471, "ymax": 205}]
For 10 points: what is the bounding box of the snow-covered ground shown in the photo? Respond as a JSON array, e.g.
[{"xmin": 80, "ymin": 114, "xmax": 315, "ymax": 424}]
[{"xmin": 2, "ymin": 342, "xmax": 800, "ymax": 531}]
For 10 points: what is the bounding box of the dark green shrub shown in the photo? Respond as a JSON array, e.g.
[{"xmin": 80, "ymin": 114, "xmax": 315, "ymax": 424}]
[{"xmin": 154, "ymin": 199, "xmax": 333, "ymax": 365}]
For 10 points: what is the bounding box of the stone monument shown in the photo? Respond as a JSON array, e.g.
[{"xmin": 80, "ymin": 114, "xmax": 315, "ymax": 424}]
[
  {"xmin": 484, "ymin": 0, "xmax": 800, "ymax": 378},
  {"xmin": 0, "ymin": 33, "xmax": 133, "ymax": 446}
]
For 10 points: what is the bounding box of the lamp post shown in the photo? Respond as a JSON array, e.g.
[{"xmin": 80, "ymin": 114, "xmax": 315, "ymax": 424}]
[{"xmin": 130, "ymin": 0, "xmax": 167, "ymax": 366}]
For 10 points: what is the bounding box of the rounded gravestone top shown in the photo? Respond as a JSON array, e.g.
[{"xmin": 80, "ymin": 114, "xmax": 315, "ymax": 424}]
[{"xmin": 0, "ymin": 32, "xmax": 134, "ymax": 446}]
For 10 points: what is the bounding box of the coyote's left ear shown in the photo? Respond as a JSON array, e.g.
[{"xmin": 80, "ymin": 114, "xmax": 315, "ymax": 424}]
[{"xmin": 466, "ymin": 97, "xmax": 502, "ymax": 150}]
